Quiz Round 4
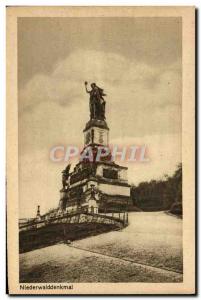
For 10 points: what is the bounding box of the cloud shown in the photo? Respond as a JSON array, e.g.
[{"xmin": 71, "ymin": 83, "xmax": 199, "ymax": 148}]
[
  {"xmin": 110, "ymin": 133, "xmax": 181, "ymax": 185},
  {"xmin": 18, "ymin": 17, "xmax": 182, "ymax": 87},
  {"xmin": 19, "ymin": 50, "xmax": 182, "ymax": 147},
  {"xmin": 19, "ymin": 49, "xmax": 181, "ymax": 112},
  {"xmin": 19, "ymin": 50, "xmax": 129, "ymax": 113}
]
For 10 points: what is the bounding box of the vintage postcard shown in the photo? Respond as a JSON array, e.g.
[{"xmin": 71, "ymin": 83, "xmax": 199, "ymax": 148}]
[{"xmin": 7, "ymin": 6, "xmax": 195, "ymax": 295}]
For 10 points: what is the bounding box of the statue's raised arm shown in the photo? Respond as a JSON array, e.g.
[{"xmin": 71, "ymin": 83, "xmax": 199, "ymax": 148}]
[{"xmin": 84, "ymin": 81, "xmax": 90, "ymax": 94}]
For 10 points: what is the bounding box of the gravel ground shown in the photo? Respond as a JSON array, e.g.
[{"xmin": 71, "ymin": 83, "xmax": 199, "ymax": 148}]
[{"xmin": 20, "ymin": 211, "xmax": 183, "ymax": 283}]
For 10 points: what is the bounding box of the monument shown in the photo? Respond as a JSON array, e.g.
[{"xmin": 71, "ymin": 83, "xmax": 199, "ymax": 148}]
[{"xmin": 59, "ymin": 82, "xmax": 131, "ymax": 213}]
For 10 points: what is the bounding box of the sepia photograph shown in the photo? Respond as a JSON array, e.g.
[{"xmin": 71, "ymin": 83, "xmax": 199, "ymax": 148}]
[{"xmin": 6, "ymin": 6, "xmax": 195, "ymax": 295}]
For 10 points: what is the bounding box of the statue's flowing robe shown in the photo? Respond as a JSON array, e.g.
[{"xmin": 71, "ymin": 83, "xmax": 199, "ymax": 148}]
[{"xmin": 89, "ymin": 86, "xmax": 106, "ymax": 120}]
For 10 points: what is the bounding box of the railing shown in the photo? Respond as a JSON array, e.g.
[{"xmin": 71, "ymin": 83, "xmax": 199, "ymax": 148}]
[{"xmin": 19, "ymin": 208, "xmax": 128, "ymax": 232}]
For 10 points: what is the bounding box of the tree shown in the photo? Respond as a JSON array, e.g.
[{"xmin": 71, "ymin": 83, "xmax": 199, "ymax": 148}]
[{"xmin": 130, "ymin": 164, "xmax": 182, "ymax": 214}]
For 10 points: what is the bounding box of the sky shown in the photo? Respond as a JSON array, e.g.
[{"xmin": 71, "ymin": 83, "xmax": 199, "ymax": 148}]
[{"xmin": 18, "ymin": 17, "xmax": 182, "ymax": 218}]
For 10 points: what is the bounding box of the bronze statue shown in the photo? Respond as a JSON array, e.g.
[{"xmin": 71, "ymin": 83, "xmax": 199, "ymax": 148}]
[{"xmin": 84, "ymin": 82, "xmax": 106, "ymax": 120}]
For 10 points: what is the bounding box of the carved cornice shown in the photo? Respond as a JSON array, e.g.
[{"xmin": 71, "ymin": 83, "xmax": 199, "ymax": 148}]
[{"xmin": 83, "ymin": 119, "xmax": 109, "ymax": 132}]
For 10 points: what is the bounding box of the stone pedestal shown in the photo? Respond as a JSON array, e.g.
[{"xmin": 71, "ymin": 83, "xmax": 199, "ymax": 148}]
[{"xmin": 60, "ymin": 160, "xmax": 130, "ymax": 213}]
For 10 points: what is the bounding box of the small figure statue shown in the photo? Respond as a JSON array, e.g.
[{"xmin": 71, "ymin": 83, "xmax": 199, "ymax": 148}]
[
  {"xmin": 91, "ymin": 129, "xmax": 94, "ymax": 144},
  {"xmin": 36, "ymin": 205, "xmax": 41, "ymax": 219},
  {"xmin": 90, "ymin": 184, "xmax": 96, "ymax": 199},
  {"xmin": 84, "ymin": 82, "xmax": 106, "ymax": 120},
  {"xmin": 62, "ymin": 164, "xmax": 71, "ymax": 189}
]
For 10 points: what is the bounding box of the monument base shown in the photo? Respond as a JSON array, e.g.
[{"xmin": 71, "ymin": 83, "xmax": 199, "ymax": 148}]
[{"xmin": 59, "ymin": 160, "xmax": 131, "ymax": 213}]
